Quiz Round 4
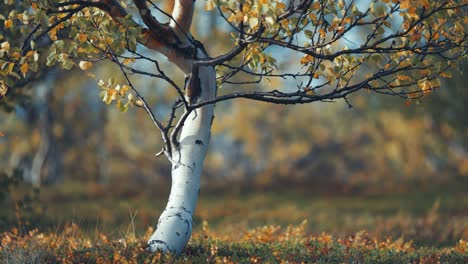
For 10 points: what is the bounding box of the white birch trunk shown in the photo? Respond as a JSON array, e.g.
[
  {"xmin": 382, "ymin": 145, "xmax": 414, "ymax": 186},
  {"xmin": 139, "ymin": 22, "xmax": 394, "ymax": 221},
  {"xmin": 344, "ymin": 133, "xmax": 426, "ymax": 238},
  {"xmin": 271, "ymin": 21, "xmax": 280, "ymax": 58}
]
[
  {"xmin": 30, "ymin": 72, "xmax": 57, "ymax": 186},
  {"xmin": 147, "ymin": 51, "xmax": 216, "ymax": 254}
]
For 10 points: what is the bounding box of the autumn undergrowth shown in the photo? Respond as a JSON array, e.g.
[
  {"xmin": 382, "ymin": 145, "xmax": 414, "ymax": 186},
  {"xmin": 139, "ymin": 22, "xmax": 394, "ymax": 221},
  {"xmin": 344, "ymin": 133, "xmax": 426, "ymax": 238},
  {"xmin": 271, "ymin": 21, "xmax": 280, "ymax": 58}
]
[
  {"xmin": 1, "ymin": 224, "xmax": 467, "ymax": 264},
  {"xmin": 1, "ymin": 181, "xmax": 467, "ymax": 263}
]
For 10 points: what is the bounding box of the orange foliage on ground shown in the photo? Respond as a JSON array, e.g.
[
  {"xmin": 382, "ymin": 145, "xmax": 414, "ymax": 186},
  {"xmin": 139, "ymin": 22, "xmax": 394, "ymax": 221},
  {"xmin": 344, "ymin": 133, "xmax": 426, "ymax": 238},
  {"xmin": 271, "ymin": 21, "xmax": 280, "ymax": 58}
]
[{"xmin": 1, "ymin": 223, "xmax": 467, "ymax": 263}]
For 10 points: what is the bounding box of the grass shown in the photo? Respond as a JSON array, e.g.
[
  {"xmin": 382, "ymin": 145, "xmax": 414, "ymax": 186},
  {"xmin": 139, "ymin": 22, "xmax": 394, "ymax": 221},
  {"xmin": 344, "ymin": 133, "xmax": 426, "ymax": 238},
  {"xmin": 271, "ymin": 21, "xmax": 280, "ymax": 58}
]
[
  {"xmin": 1, "ymin": 225, "xmax": 467, "ymax": 263},
  {"xmin": 1, "ymin": 181, "xmax": 467, "ymax": 263}
]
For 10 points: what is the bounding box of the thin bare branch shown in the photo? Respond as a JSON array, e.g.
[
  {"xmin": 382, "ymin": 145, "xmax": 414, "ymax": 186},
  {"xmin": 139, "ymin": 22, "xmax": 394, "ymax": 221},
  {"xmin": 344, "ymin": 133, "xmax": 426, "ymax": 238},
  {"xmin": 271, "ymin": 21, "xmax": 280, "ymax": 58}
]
[{"xmin": 107, "ymin": 48, "xmax": 173, "ymax": 159}]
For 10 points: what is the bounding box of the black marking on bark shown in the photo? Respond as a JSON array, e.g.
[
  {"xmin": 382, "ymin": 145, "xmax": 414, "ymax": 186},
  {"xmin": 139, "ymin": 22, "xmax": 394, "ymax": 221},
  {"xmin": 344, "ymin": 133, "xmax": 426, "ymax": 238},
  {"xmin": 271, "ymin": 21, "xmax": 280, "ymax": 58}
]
[
  {"xmin": 173, "ymin": 161, "xmax": 195, "ymax": 172},
  {"xmin": 187, "ymin": 66, "xmax": 201, "ymax": 104},
  {"xmin": 210, "ymin": 115, "xmax": 215, "ymax": 127},
  {"xmin": 168, "ymin": 206, "xmax": 192, "ymax": 215},
  {"xmin": 161, "ymin": 214, "xmax": 192, "ymax": 236},
  {"xmin": 184, "ymin": 218, "xmax": 193, "ymax": 236},
  {"xmin": 164, "ymin": 214, "xmax": 190, "ymax": 223},
  {"xmin": 148, "ymin": 240, "xmax": 167, "ymax": 246},
  {"xmin": 176, "ymin": 232, "xmax": 180, "ymax": 236},
  {"xmin": 191, "ymin": 108, "xmax": 199, "ymax": 120},
  {"xmin": 195, "ymin": 139, "xmax": 203, "ymax": 145},
  {"xmin": 147, "ymin": 239, "xmax": 175, "ymax": 253},
  {"xmin": 183, "ymin": 74, "xmax": 190, "ymax": 91}
]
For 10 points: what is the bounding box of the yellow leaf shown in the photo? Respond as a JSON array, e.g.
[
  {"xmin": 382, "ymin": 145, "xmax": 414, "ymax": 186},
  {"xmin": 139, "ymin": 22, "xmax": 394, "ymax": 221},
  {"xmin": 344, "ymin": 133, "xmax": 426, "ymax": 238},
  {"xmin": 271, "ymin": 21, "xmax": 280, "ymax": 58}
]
[
  {"xmin": 120, "ymin": 85, "xmax": 130, "ymax": 96},
  {"xmin": 300, "ymin": 55, "xmax": 313, "ymax": 65},
  {"xmin": 0, "ymin": 80, "xmax": 8, "ymax": 97},
  {"xmin": 123, "ymin": 58, "xmax": 135, "ymax": 65},
  {"xmin": 205, "ymin": 0, "xmax": 215, "ymax": 11},
  {"xmin": 4, "ymin": 19, "xmax": 12, "ymax": 29},
  {"xmin": 265, "ymin": 16, "xmax": 275, "ymax": 26},
  {"xmin": 249, "ymin": 17, "xmax": 259, "ymax": 29},
  {"xmin": 1, "ymin": 41, "xmax": 10, "ymax": 52},
  {"xmin": 408, "ymin": 92, "xmax": 419, "ymax": 99},
  {"xmin": 400, "ymin": 0, "xmax": 410, "ymax": 9},
  {"xmin": 134, "ymin": 100, "xmax": 144, "ymax": 107},
  {"xmin": 308, "ymin": 13, "xmax": 317, "ymax": 23},
  {"xmin": 79, "ymin": 60, "xmax": 93, "ymax": 70},
  {"xmin": 397, "ymin": 75, "xmax": 411, "ymax": 81},
  {"xmin": 418, "ymin": 77, "xmax": 432, "ymax": 95},
  {"xmin": 49, "ymin": 27, "xmax": 58, "ymax": 41},
  {"xmin": 440, "ymin": 71, "xmax": 452, "ymax": 78},
  {"xmin": 319, "ymin": 28, "xmax": 326, "ymax": 39},
  {"xmin": 11, "ymin": 52, "xmax": 21, "ymax": 59},
  {"xmin": 227, "ymin": 13, "xmax": 243, "ymax": 24},
  {"xmin": 77, "ymin": 33, "xmax": 88, "ymax": 43},
  {"xmin": 280, "ymin": 19, "xmax": 289, "ymax": 27},
  {"xmin": 7, "ymin": 63, "xmax": 14, "ymax": 74},
  {"xmin": 104, "ymin": 89, "xmax": 117, "ymax": 104},
  {"xmin": 20, "ymin": 63, "xmax": 29, "ymax": 77},
  {"xmin": 105, "ymin": 36, "xmax": 113, "ymax": 44}
]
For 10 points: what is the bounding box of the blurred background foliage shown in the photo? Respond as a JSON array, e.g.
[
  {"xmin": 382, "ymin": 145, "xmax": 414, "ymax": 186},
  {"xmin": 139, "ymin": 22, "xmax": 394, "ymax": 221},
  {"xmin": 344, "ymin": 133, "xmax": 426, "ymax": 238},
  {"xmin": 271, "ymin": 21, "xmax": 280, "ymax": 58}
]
[{"xmin": 0, "ymin": 0, "xmax": 466, "ymax": 248}]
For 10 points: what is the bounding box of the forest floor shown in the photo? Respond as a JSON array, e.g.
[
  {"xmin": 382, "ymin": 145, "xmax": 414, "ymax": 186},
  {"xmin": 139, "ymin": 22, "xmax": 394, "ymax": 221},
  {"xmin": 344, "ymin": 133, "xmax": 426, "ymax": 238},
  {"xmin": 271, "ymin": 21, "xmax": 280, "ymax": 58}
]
[{"xmin": 1, "ymin": 181, "xmax": 467, "ymax": 263}]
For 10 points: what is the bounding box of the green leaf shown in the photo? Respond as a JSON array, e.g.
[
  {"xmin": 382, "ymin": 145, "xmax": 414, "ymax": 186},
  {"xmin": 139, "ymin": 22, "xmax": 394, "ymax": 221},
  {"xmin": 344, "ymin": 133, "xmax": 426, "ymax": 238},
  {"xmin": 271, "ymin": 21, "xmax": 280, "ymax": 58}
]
[{"xmin": 62, "ymin": 59, "xmax": 74, "ymax": 70}]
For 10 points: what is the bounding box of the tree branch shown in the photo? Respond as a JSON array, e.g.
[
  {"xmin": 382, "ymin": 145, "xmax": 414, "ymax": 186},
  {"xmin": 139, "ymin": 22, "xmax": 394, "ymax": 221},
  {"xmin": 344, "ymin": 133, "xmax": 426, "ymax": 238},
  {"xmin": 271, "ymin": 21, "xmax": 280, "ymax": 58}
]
[
  {"xmin": 170, "ymin": 0, "xmax": 195, "ymax": 43},
  {"xmin": 194, "ymin": 42, "xmax": 248, "ymax": 66},
  {"xmin": 108, "ymin": 48, "xmax": 172, "ymax": 159},
  {"xmin": 132, "ymin": 0, "xmax": 180, "ymax": 45}
]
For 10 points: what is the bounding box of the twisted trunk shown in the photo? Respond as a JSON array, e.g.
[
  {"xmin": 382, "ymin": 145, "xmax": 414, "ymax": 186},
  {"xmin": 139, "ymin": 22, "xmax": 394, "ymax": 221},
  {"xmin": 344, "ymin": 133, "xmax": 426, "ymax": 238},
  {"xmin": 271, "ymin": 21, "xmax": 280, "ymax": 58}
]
[
  {"xmin": 101, "ymin": 0, "xmax": 213, "ymax": 254},
  {"xmin": 147, "ymin": 50, "xmax": 216, "ymax": 254}
]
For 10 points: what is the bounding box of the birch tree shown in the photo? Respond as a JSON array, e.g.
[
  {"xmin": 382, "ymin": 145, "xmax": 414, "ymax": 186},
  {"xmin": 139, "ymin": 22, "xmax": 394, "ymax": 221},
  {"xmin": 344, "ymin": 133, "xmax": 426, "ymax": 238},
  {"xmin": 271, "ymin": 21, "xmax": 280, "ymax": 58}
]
[{"xmin": 0, "ymin": 0, "xmax": 466, "ymax": 254}]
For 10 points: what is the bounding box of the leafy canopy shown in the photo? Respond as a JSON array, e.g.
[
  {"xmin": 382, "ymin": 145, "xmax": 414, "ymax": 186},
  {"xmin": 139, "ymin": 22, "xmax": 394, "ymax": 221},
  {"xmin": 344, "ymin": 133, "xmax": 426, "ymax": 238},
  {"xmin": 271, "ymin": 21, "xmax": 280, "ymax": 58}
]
[{"xmin": 0, "ymin": 0, "xmax": 466, "ymax": 110}]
